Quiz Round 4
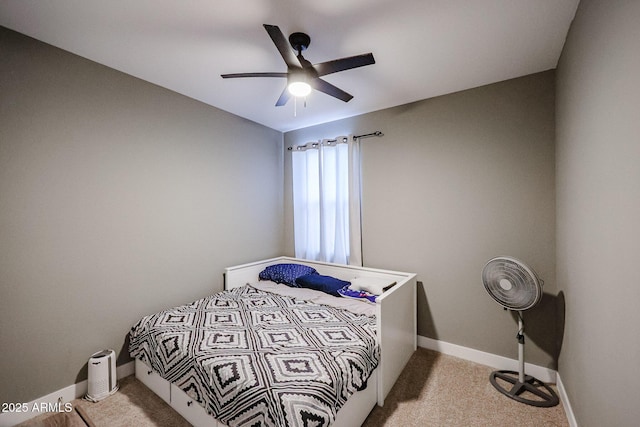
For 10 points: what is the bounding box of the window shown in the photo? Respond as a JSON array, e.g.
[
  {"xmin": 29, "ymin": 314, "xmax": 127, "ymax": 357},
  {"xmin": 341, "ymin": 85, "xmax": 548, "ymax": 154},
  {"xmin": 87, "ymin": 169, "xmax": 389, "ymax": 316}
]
[{"xmin": 291, "ymin": 136, "xmax": 362, "ymax": 265}]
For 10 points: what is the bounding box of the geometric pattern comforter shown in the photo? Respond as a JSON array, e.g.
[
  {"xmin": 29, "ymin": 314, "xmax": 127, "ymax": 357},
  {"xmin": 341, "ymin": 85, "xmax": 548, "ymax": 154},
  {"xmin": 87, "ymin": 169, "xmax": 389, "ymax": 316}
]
[{"xmin": 129, "ymin": 285, "xmax": 379, "ymax": 427}]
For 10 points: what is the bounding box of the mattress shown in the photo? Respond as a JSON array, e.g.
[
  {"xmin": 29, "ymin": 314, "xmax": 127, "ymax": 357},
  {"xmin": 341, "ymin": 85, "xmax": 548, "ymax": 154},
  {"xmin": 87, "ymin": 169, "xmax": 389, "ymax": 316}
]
[{"xmin": 129, "ymin": 284, "xmax": 379, "ymax": 427}]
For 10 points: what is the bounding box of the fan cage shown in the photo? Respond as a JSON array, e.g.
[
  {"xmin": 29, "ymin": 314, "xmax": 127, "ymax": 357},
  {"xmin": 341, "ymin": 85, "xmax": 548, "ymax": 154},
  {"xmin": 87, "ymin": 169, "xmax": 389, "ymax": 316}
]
[{"xmin": 482, "ymin": 256, "xmax": 543, "ymax": 311}]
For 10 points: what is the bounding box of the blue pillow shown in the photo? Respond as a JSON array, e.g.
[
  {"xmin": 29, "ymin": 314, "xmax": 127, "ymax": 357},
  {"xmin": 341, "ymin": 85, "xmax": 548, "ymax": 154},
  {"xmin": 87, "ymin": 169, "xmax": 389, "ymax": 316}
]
[
  {"xmin": 258, "ymin": 263, "xmax": 318, "ymax": 287},
  {"xmin": 295, "ymin": 274, "xmax": 350, "ymax": 297}
]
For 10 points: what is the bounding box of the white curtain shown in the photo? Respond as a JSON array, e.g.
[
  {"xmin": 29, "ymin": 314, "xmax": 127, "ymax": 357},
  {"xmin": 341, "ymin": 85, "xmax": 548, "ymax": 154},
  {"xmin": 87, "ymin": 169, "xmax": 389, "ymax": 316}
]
[{"xmin": 292, "ymin": 136, "xmax": 362, "ymax": 265}]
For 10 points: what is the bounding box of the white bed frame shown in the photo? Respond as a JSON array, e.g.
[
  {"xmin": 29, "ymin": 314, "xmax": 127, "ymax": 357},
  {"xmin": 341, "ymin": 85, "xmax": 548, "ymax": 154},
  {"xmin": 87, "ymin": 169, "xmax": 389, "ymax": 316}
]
[{"xmin": 135, "ymin": 256, "xmax": 416, "ymax": 426}]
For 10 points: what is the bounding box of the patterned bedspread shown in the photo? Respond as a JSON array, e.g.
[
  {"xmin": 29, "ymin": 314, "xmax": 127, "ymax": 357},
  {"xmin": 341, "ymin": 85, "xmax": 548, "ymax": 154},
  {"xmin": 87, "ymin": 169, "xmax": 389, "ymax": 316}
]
[{"xmin": 129, "ymin": 285, "xmax": 380, "ymax": 427}]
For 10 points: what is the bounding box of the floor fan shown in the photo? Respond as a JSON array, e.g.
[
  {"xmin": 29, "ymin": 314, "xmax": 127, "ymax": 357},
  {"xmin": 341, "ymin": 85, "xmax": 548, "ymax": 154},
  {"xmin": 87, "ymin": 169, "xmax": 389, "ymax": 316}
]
[{"xmin": 481, "ymin": 256, "xmax": 559, "ymax": 407}]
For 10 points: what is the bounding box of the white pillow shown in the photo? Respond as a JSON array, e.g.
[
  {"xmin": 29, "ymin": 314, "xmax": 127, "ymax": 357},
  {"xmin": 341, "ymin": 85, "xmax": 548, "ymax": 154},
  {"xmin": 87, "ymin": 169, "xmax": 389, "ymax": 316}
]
[{"xmin": 350, "ymin": 277, "xmax": 397, "ymax": 295}]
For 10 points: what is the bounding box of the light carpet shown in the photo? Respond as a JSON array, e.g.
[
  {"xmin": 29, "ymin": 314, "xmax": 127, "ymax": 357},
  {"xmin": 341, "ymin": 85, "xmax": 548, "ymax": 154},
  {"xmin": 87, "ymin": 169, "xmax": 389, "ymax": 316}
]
[
  {"xmin": 362, "ymin": 348, "xmax": 567, "ymax": 427},
  {"xmin": 20, "ymin": 348, "xmax": 568, "ymax": 426}
]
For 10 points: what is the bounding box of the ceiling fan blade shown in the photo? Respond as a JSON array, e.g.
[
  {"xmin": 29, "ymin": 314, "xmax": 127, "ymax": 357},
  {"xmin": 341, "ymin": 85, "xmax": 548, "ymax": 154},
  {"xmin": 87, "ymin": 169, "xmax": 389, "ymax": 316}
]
[
  {"xmin": 313, "ymin": 53, "xmax": 375, "ymax": 77},
  {"xmin": 263, "ymin": 24, "xmax": 300, "ymax": 68},
  {"xmin": 221, "ymin": 72, "xmax": 287, "ymax": 79},
  {"xmin": 275, "ymin": 86, "xmax": 291, "ymax": 107},
  {"xmin": 310, "ymin": 78, "xmax": 353, "ymax": 102}
]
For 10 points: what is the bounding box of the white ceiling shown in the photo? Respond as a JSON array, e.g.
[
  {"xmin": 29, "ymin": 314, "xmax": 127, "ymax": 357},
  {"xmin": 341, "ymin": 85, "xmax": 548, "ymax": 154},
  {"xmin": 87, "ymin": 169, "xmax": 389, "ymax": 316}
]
[{"xmin": 0, "ymin": 0, "xmax": 578, "ymax": 132}]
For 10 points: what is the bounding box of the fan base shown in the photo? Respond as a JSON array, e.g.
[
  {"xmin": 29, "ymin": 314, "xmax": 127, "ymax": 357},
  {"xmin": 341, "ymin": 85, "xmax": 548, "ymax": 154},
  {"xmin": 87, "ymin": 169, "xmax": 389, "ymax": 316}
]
[{"xmin": 489, "ymin": 370, "xmax": 559, "ymax": 407}]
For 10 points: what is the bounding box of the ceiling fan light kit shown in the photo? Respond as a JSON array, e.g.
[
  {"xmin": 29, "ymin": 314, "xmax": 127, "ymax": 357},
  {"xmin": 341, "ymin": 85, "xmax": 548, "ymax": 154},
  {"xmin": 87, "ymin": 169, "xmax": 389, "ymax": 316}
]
[
  {"xmin": 221, "ymin": 24, "xmax": 375, "ymax": 107},
  {"xmin": 481, "ymin": 256, "xmax": 559, "ymax": 407},
  {"xmin": 287, "ymin": 70, "xmax": 311, "ymax": 97},
  {"xmin": 288, "ymin": 81, "xmax": 311, "ymax": 97}
]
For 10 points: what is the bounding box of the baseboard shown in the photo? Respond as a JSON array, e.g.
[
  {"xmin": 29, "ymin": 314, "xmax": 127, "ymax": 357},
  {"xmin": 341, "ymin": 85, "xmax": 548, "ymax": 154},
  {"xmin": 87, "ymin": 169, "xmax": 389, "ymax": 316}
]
[
  {"xmin": 0, "ymin": 361, "xmax": 134, "ymax": 427},
  {"xmin": 418, "ymin": 335, "xmax": 557, "ymax": 383},
  {"xmin": 556, "ymin": 373, "xmax": 578, "ymax": 427},
  {"xmin": 418, "ymin": 336, "xmax": 578, "ymax": 426}
]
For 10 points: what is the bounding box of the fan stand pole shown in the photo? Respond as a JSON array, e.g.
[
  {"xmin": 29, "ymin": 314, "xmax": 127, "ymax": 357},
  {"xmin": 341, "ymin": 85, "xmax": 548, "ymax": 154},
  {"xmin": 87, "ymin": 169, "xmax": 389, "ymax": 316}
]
[
  {"xmin": 489, "ymin": 311, "xmax": 560, "ymax": 407},
  {"xmin": 518, "ymin": 314, "xmax": 525, "ymax": 384}
]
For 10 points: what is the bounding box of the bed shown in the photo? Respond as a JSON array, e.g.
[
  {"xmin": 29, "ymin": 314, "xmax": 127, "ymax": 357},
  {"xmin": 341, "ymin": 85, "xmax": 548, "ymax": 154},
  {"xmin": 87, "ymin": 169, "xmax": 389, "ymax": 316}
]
[{"xmin": 130, "ymin": 256, "xmax": 416, "ymax": 426}]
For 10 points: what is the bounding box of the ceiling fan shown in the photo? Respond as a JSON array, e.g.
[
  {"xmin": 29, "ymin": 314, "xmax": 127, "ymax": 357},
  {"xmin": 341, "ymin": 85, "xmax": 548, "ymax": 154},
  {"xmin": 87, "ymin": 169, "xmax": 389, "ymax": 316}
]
[{"xmin": 221, "ymin": 24, "xmax": 375, "ymax": 106}]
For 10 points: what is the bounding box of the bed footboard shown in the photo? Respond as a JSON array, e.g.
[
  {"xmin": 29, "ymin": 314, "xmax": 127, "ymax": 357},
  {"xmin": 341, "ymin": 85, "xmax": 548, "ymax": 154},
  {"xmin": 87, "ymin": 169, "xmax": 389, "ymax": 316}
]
[{"xmin": 376, "ymin": 275, "xmax": 417, "ymax": 405}]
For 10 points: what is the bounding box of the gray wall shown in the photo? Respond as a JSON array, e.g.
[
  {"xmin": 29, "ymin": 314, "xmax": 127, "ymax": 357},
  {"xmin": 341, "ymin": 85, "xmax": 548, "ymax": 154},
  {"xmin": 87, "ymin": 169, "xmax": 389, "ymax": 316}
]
[
  {"xmin": 0, "ymin": 27, "xmax": 284, "ymax": 404},
  {"xmin": 284, "ymin": 71, "xmax": 558, "ymax": 368},
  {"xmin": 556, "ymin": 1, "xmax": 640, "ymax": 425}
]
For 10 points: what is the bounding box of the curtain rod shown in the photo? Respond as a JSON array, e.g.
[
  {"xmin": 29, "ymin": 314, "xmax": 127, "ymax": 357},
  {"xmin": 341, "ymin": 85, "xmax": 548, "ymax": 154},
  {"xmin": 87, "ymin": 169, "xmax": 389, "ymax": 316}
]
[
  {"xmin": 353, "ymin": 131, "xmax": 384, "ymax": 140},
  {"xmin": 287, "ymin": 130, "xmax": 383, "ymax": 151}
]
